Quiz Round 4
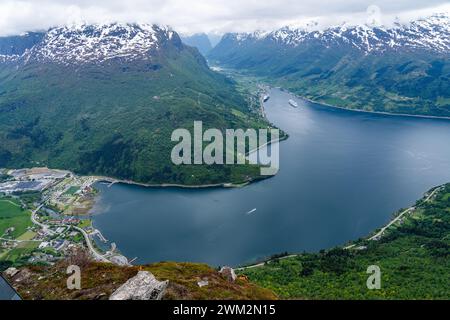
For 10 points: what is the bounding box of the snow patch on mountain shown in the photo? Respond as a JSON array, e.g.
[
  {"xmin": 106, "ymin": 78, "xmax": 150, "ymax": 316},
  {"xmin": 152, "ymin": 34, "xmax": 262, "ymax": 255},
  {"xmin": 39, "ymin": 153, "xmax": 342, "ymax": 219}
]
[
  {"xmin": 232, "ymin": 13, "xmax": 450, "ymax": 53},
  {"xmin": 12, "ymin": 23, "xmax": 176, "ymax": 65},
  {"xmin": 0, "ymin": 54, "xmax": 19, "ymax": 63}
]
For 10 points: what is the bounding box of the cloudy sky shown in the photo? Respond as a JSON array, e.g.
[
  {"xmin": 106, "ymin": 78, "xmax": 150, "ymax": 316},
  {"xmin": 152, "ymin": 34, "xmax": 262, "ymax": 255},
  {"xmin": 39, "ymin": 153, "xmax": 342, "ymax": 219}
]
[{"xmin": 0, "ymin": 0, "xmax": 449, "ymax": 36}]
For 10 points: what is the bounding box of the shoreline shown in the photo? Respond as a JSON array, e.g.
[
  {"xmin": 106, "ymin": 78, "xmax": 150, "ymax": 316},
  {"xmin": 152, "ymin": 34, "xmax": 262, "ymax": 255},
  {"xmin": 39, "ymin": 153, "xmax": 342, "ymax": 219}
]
[
  {"xmin": 19, "ymin": 84, "xmax": 450, "ymax": 268},
  {"xmin": 284, "ymin": 89, "xmax": 450, "ymax": 121},
  {"xmin": 215, "ymin": 66, "xmax": 450, "ymax": 120},
  {"xmin": 89, "ymin": 91, "xmax": 286, "ymax": 191},
  {"xmin": 81, "ymin": 87, "xmax": 449, "ymax": 265},
  {"xmin": 236, "ymin": 183, "xmax": 446, "ymax": 270},
  {"xmin": 91, "ymin": 175, "xmax": 264, "ymax": 190}
]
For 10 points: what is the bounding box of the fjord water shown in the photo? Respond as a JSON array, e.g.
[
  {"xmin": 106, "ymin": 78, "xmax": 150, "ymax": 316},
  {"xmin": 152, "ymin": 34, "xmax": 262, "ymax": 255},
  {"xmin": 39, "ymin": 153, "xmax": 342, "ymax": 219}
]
[{"xmin": 92, "ymin": 88, "xmax": 450, "ymax": 266}]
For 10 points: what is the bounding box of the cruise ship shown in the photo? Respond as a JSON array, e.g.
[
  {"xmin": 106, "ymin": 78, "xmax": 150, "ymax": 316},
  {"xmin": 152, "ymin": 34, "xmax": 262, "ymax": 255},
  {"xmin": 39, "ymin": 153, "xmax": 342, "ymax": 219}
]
[{"xmin": 289, "ymin": 99, "xmax": 299, "ymax": 107}]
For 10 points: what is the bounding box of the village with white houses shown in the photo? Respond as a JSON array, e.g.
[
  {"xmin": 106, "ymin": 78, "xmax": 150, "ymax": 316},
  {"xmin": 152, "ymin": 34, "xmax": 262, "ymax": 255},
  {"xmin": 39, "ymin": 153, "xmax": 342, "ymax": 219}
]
[{"xmin": 0, "ymin": 167, "xmax": 129, "ymax": 269}]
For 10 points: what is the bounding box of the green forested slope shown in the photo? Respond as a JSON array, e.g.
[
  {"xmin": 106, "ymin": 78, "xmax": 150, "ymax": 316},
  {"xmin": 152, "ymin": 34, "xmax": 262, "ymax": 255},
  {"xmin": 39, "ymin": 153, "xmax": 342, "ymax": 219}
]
[
  {"xmin": 0, "ymin": 33, "xmax": 266, "ymax": 185},
  {"xmin": 242, "ymin": 184, "xmax": 450, "ymax": 299},
  {"xmin": 209, "ymin": 28, "xmax": 450, "ymax": 117}
]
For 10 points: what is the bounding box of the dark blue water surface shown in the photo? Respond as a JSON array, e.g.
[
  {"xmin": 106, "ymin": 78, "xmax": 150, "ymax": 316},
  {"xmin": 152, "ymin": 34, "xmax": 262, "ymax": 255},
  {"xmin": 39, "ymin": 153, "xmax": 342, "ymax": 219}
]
[{"xmin": 92, "ymin": 88, "xmax": 450, "ymax": 266}]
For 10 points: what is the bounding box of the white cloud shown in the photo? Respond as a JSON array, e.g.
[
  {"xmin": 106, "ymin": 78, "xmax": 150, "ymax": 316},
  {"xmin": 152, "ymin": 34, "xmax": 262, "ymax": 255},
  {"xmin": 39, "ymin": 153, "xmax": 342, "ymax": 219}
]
[{"xmin": 0, "ymin": 0, "xmax": 449, "ymax": 36}]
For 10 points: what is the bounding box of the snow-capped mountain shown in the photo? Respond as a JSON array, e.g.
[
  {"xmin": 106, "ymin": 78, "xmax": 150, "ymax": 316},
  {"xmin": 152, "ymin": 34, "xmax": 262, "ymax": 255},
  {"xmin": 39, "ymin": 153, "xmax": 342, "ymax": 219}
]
[
  {"xmin": 208, "ymin": 14, "xmax": 450, "ymax": 117},
  {"xmin": 1, "ymin": 23, "xmax": 181, "ymax": 66},
  {"xmin": 226, "ymin": 13, "xmax": 450, "ymax": 53},
  {"xmin": 0, "ymin": 23, "xmax": 252, "ymax": 185}
]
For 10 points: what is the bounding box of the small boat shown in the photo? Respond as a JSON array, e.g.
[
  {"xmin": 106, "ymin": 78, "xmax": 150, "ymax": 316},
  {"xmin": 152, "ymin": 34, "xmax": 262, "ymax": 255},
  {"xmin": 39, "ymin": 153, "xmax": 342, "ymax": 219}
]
[
  {"xmin": 263, "ymin": 95, "xmax": 270, "ymax": 102},
  {"xmin": 246, "ymin": 208, "xmax": 257, "ymax": 215},
  {"xmin": 289, "ymin": 99, "xmax": 298, "ymax": 108}
]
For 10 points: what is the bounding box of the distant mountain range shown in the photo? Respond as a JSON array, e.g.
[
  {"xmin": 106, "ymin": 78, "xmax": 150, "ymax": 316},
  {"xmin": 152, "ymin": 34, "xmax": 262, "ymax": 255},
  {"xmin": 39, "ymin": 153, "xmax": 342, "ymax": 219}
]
[
  {"xmin": 209, "ymin": 14, "xmax": 450, "ymax": 117},
  {"xmin": 0, "ymin": 23, "xmax": 264, "ymax": 185},
  {"xmin": 181, "ymin": 33, "xmax": 213, "ymax": 56}
]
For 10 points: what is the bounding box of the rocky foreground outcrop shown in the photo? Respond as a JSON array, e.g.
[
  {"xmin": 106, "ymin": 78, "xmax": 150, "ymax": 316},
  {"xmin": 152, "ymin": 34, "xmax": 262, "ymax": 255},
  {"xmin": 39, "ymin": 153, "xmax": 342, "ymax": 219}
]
[
  {"xmin": 109, "ymin": 271, "xmax": 168, "ymax": 300},
  {"xmin": 219, "ymin": 267, "xmax": 237, "ymax": 282},
  {"xmin": 3, "ymin": 261, "xmax": 277, "ymax": 300}
]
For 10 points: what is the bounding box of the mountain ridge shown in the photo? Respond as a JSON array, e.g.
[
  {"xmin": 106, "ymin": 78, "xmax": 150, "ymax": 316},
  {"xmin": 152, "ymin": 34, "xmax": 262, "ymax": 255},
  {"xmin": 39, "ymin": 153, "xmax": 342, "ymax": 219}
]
[
  {"xmin": 1, "ymin": 23, "xmax": 182, "ymax": 66},
  {"xmin": 224, "ymin": 13, "xmax": 450, "ymax": 53},
  {"xmin": 208, "ymin": 14, "xmax": 450, "ymax": 117},
  {"xmin": 0, "ymin": 23, "xmax": 266, "ymax": 185}
]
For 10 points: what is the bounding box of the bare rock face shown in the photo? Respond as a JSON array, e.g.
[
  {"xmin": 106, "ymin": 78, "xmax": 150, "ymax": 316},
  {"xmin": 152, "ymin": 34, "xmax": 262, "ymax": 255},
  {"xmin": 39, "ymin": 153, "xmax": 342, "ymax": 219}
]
[
  {"xmin": 197, "ymin": 278, "xmax": 209, "ymax": 288},
  {"xmin": 4, "ymin": 267, "xmax": 19, "ymax": 278},
  {"xmin": 109, "ymin": 271, "xmax": 168, "ymax": 300},
  {"xmin": 219, "ymin": 266, "xmax": 237, "ymax": 282},
  {"xmin": 11, "ymin": 268, "xmax": 32, "ymax": 284}
]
